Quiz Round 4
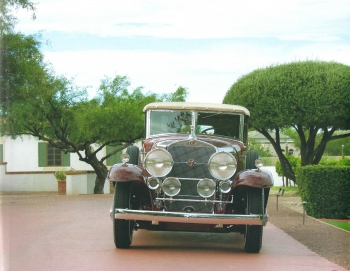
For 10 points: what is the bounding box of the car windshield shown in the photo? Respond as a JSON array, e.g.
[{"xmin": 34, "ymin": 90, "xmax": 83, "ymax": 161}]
[{"xmin": 149, "ymin": 110, "xmax": 242, "ymax": 139}]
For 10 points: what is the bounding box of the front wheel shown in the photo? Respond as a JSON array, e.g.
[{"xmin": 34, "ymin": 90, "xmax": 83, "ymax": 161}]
[
  {"xmin": 113, "ymin": 182, "xmax": 133, "ymax": 248},
  {"xmin": 244, "ymin": 187, "xmax": 263, "ymax": 253}
]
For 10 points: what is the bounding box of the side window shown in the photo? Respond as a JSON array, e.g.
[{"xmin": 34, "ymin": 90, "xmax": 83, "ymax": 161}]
[
  {"xmin": 0, "ymin": 144, "xmax": 3, "ymax": 163},
  {"xmin": 106, "ymin": 145, "xmax": 122, "ymax": 166},
  {"xmin": 38, "ymin": 142, "xmax": 70, "ymax": 167}
]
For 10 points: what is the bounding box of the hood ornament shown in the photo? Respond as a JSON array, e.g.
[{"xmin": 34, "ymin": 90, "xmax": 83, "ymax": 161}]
[{"xmin": 188, "ymin": 125, "xmax": 197, "ymax": 140}]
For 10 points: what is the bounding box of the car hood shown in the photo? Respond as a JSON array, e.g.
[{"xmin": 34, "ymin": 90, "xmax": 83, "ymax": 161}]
[{"xmin": 143, "ymin": 134, "xmax": 245, "ymax": 153}]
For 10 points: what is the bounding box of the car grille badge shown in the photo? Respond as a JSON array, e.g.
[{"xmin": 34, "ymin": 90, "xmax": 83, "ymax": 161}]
[{"xmin": 187, "ymin": 159, "xmax": 195, "ymax": 167}]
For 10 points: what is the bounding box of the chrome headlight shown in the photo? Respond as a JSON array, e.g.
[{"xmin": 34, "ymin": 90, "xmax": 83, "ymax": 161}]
[
  {"xmin": 208, "ymin": 152, "xmax": 237, "ymax": 180},
  {"xmin": 219, "ymin": 180, "xmax": 232, "ymax": 193},
  {"xmin": 144, "ymin": 149, "xmax": 174, "ymax": 177},
  {"xmin": 197, "ymin": 178, "xmax": 216, "ymax": 198},
  {"xmin": 147, "ymin": 177, "xmax": 160, "ymax": 189},
  {"xmin": 162, "ymin": 177, "xmax": 181, "ymax": 197}
]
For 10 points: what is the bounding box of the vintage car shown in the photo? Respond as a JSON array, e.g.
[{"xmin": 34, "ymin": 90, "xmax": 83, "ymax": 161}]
[{"xmin": 108, "ymin": 102, "xmax": 273, "ymax": 253}]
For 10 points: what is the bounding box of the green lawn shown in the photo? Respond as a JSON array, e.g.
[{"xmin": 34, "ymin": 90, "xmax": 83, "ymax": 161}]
[{"xmin": 323, "ymin": 221, "xmax": 350, "ymax": 232}]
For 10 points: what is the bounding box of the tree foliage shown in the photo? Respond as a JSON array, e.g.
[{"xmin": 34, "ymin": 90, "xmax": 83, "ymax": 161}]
[
  {"xmin": 1, "ymin": 0, "xmax": 39, "ymax": 111},
  {"xmin": 248, "ymin": 137, "xmax": 273, "ymax": 157},
  {"xmin": 324, "ymin": 133, "xmax": 350, "ymax": 156},
  {"xmin": 0, "ymin": 0, "xmax": 36, "ymax": 33},
  {"xmin": 1, "ymin": 54, "xmax": 188, "ymax": 193},
  {"xmin": 224, "ymin": 60, "xmax": 350, "ymax": 182},
  {"xmin": 283, "ymin": 127, "xmax": 350, "ymax": 157},
  {"xmin": 1, "ymin": 32, "xmax": 47, "ymax": 110}
]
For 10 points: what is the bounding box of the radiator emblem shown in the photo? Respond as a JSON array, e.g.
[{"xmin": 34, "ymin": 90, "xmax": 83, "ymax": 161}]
[{"xmin": 187, "ymin": 159, "xmax": 195, "ymax": 167}]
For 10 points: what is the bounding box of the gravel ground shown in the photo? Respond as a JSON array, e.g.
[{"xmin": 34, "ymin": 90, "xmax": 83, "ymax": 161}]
[{"xmin": 267, "ymin": 193, "xmax": 350, "ymax": 270}]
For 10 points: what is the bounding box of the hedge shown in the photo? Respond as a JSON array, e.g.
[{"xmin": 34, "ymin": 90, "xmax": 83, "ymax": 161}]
[{"xmin": 296, "ymin": 166, "xmax": 350, "ymax": 219}]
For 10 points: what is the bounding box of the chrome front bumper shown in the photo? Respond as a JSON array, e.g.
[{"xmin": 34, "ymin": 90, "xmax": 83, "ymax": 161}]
[{"xmin": 111, "ymin": 208, "xmax": 268, "ymax": 226}]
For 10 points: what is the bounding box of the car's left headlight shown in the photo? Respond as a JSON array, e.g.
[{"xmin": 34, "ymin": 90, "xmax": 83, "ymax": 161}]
[
  {"xmin": 144, "ymin": 149, "xmax": 174, "ymax": 177},
  {"xmin": 208, "ymin": 152, "xmax": 237, "ymax": 180}
]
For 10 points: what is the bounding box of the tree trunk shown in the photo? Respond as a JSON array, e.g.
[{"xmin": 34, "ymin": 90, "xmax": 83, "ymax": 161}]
[
  {"xmin": 82, "ymin": 154, "xmax": 109, "ymax": 194},
  {"xmin": 257, "ymin": 128, "xmax": 296, "ymax": 182},
  {"xmin": 93, "ymin": 164, "xmax": 109, "ymax": 194}
]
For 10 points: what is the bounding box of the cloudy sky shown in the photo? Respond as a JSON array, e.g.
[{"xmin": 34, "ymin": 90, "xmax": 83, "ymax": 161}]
[{"xmin": 15, "ymin": 0, "xmax": 350, "ymax": 103}]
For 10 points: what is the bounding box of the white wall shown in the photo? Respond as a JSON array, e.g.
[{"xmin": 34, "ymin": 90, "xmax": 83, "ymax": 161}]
[
  {"xmin": 0, "ymin": 163, "xmax": 57, "ymax": 191},
  {"xmin": 3, "ymin": 135, "xmax": 106, "ymax": 172},
  {"xmin": 0, "ymin": 163, "xmax": 110, "ymax": 193}
]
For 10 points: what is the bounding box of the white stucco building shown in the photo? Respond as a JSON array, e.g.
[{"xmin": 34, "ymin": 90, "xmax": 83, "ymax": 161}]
[{"xmin": 0, "ymin": 135, "xmax": 124, "ymax": 193}]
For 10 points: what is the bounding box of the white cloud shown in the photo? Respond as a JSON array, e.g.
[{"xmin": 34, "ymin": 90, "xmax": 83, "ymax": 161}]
[
  {"xmin": 14, "ymin": 0, "xmax": 350, "ymax": 105},
  {"xmin": 16, "ymin": 0, "xmax": 350, "ymax": 41},
  {"xmin": 43, "ymin": 38, "xmax": 350, "ymax": 104}
]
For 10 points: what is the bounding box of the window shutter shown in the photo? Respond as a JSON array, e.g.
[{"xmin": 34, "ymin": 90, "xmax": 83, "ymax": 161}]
[
  {"xmin": 38, "ymin": 142, "xmax": 47, "ymax": 167},
  {"xmin": 62, "ymin": 151, "xmax": 70, "ymax": 167},
  {"xmin": 0, "ymin": 144, "xmax": 3, "ymax": 163},
  {"xmin": 106, "ymin": 145, "xmax": 122, "ymax": 166}
]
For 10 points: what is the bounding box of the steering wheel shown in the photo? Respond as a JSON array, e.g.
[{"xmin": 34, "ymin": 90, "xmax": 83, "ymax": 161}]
[{"xmin": 201, "ymin": 127, "xmax": 231, "ymax": 136}]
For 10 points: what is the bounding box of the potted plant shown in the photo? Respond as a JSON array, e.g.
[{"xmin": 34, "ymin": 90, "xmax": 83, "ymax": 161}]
[{"xmin": 54, "ymin": 170, "xmax": 66, "ymax": 194}]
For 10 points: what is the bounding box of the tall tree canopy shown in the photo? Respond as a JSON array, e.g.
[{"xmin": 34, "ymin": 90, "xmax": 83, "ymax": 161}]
[
  {"xmin": 1, "ymin": 0, "xmax": 39, "ymax": 110},
  {"xmin": 223, "ymin": 60, "xmax": 350, "ymax": 182}
]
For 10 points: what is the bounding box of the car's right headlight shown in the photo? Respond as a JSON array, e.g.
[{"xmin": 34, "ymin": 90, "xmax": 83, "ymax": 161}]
[
  {"xmin": 144, "ymin": 149, "xmax": 174, "ymax": 177},
  {"xmin": 208, "ymin": 152, "xmax": 237, "ymax": 180}
]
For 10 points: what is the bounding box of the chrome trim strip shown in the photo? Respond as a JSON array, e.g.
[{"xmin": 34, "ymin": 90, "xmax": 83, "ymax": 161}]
[
  {"xmin": 112, "ymin": 209, "xmax": 268, "ymax": 226},
  {"xmin": 155, "ymin": 197, "xmax": 233, "ymax": 204}
]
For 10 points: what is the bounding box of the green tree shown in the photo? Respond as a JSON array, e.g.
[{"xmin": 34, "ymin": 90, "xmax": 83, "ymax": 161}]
[
  {"xmin": 223, "ymin": 61, "xmax": 350, "ymax": 182},
  {"xmin": 323, "ymin": 132, "xmax": 350, "ymax": 156},
  {"xmin": 283, "ymin": 127, "xmax": 350, "ymax": 157},
  {"xmin": 248, "ymin": 137, "xmax": 273, "ymax": 157},
  {"xmin": 1, "ymin": 0, "xmax": 38, "ymax": 111},
  {"xmin": 0, "ymin": 0, "xmax": 36, "ymax": 33},
  {"xmin": 2, "ymin": 72, "xmax": 188, "ymax": 193},
  {"xmin": 1, "ymin": 32, "xmax": 47, "ymax": 111}
]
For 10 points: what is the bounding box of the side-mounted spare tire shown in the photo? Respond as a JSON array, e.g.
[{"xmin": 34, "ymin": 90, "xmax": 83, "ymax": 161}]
[
  {"xmin": 246, "ymin": 150, "xmax": 259, "ymax": 169},
  {"xmin": 126, "ymin": 146, "xmax": 139, "ymax": 165}
]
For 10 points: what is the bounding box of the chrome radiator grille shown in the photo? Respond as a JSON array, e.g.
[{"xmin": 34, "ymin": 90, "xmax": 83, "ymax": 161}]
[
  {"xmin": 164, "ymin": 140, "xmax": 217, "ymax": 212},
  {"xmin": 167, "ymin": 140, "xmax": 216, "ymax": 178}
]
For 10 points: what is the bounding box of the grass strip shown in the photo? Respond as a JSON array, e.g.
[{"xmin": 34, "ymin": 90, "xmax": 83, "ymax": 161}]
[{"xmin": 323, "ymin": 221, "xmax": 350, "ymax": 232}]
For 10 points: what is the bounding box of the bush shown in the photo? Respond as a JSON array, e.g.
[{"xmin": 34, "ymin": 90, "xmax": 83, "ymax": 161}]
[
  {"xmin": 54, "ymin": 170, "xmax": 66, "ymax": 181},
  {"xmin": 338, "ymin": 158, "xmax": 350, "ymax": 166},
  {"xmin": 248, "ymin": 137, "xmax": 273, "ymax": 157},
  {"xmin": 296, "ymin": 166, "xmax": 350, "ymax": 219},
  {"xmin": 275, "ymin": 155, "xmax": 301, "ymax": 177}
]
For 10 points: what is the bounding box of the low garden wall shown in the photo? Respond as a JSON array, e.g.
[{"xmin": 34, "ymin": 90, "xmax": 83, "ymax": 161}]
[{"xmin": 0, "ymin": 162, "xmax": 110, "ymax": 194}]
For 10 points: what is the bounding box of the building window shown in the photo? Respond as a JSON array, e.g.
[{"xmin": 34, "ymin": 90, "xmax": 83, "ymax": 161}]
[
  {"xmin": 38, "ymin": 142, "xmax": 70, "ymax": 167},
  {"xmin": 106, "ymin": 145, "xmax": 123, "ymax": 166},
  {"xmin": 47, "ymin": 144, "xmax": 62, "ymax": 166}
]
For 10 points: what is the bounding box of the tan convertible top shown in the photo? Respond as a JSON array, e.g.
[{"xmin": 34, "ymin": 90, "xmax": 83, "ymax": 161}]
[{"xmin": 143, "ymin": 102, "xmax": 250, "ymax": 116}]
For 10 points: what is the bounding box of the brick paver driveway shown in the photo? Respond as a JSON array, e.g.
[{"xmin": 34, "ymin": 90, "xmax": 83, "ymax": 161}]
[{"xmin": 0, "ymin": 193, "xmax": 347, "ymax": 271}]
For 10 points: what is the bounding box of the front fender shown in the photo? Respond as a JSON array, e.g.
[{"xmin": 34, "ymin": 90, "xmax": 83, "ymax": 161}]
[
  {"xmin": 233, "ymin": 169, "xmax": 274, "ymax": 189},
  {"xmin": 108, "ymin": 163, "xmax": 144, "ymax": 183}
]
